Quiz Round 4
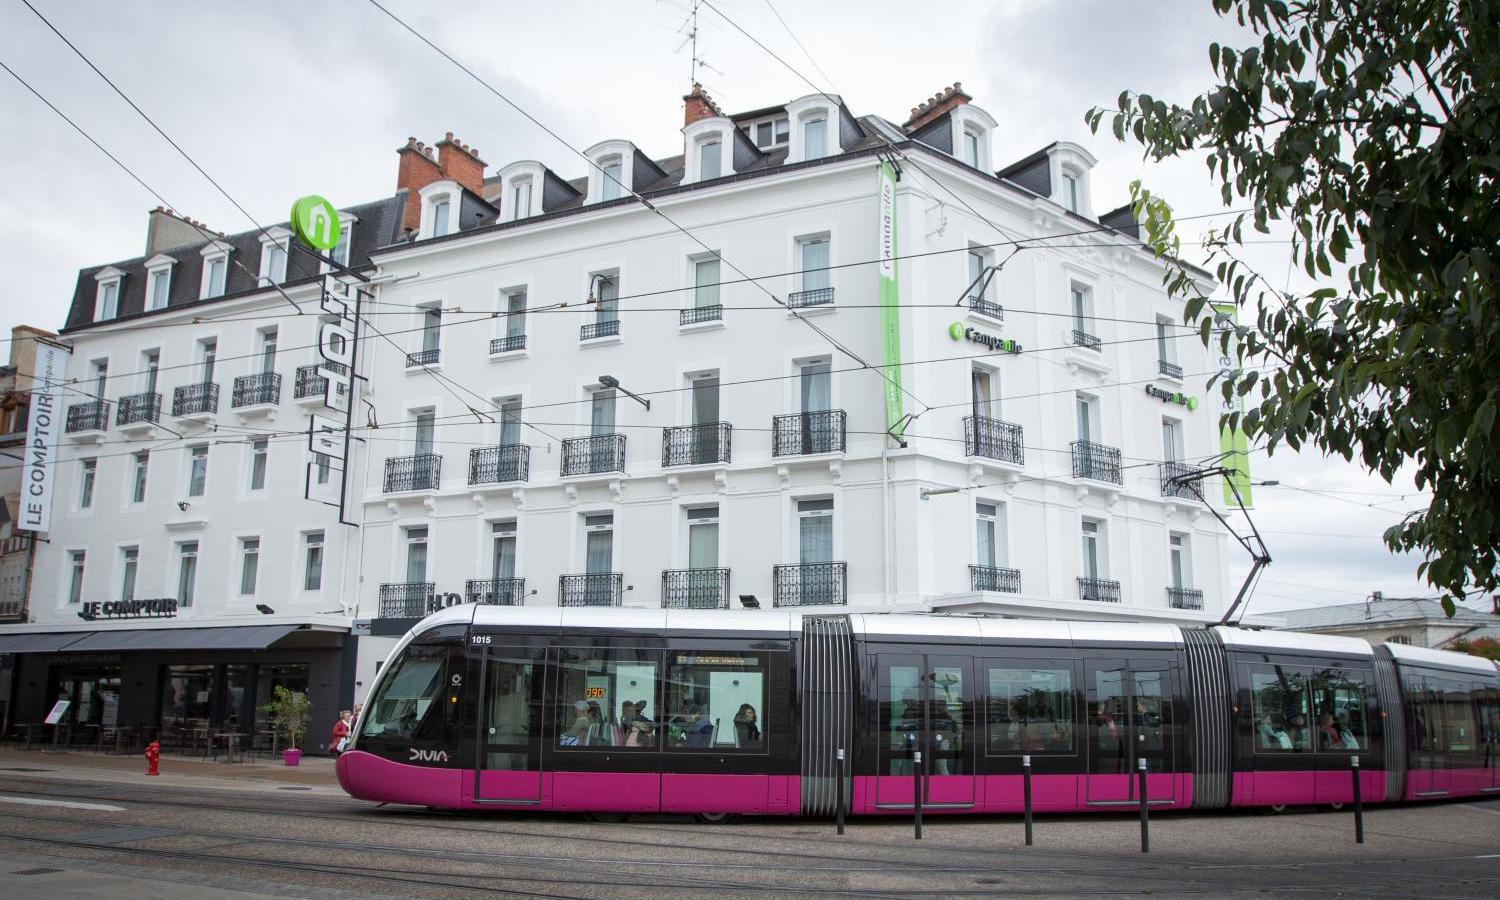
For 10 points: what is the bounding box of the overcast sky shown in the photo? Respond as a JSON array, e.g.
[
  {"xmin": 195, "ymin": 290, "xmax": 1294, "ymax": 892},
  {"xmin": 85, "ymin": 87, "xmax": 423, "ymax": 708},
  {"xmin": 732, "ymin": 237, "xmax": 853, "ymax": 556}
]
[{"xmin": 0, "ymin": 0, "xmax": 1461, "ymax": 615}]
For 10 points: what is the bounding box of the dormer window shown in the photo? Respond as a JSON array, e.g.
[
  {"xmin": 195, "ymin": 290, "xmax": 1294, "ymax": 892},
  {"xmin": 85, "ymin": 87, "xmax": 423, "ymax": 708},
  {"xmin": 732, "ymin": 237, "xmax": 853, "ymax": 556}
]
[
  {"xmin": 93, "ymin": 266, "xmax": 124, "ymax": 321},
  {"xmin": 744, "ymin": 116, "xmax": 789, "ymax": 149},
  {"xmin": 698, "ymin": 138, "xmax": 723, "ymax": 180},
  {"xmin": 962, "ymin": 129, "xmax": 981, "ymax": 168},
  {"xmin": 258, "ymin": 228, "xmax": 291, "ymax": 286},
  {"xmin": 584, "ymin": 141, "xmax": 638, "ymax": 204},
  {"xmin": 600, "ymin": 157, "xmax": 623, "ymax": 200},
  {"xmin": 1043, "ymin": 143, "xmax": 1098, "ymax": 218},
  {"xmin": 199, "ymin": 240, "xmax": 232, "ymax": 299},
  {"xmin": 497, "ymin": 162, "xmax": 547, "ymax": 220},
  {"xmin": 508, "ymin": 179, "xmax": 530, "ymax": 218},
  {"xmin": 949, "ymin": 104, "xmax": 997, "ymax": 172},
  {"xmin": 433, "ymin": 197, "xmax": 451, "ymax": 234},
  {"xmin": 682, "ymin": 119, "xmax": 735, "ymax": 184},
  {"xmin": 418, "ymin": 179, "xmax": 462, "ymax": 237},
  {"xmin": 144, "ymin": 254, "xmax": 176, "ymax": 311},
  {"xmin": 785, "ymin": 94, "xmax": 841, "ymax": 165},
  {"xmin": 1061, "ymin": 172, "xmax": 1080, "ymax": 213},
  {"xmin": 323, "ymin": 213, "xmax": 355, "ymax": 269},
  {"xmin": 803, "ymin": 116, "xmax": 828, "ymax": 160}
]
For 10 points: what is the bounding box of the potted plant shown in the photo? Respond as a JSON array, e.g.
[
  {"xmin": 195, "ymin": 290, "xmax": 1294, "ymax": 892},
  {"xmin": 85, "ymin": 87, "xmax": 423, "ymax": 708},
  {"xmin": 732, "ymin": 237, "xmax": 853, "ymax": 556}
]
[{"xmin": 258, "ymin": 685, "xmax": 311, "ymax": 766}]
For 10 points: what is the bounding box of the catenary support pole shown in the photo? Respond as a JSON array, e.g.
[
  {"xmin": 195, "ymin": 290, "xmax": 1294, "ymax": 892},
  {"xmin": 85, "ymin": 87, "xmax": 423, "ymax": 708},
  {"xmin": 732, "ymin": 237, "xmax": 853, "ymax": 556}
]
[
  {"xmin": 913, "ymin": 749, "xmax": 923, "ymax": 840},
  {"xmin": 1351, "ymin": 755, "xmax": 1364, "ymax": 844},
  {"xmin": 836, "ymin": 748, "xmax": 846, "ymax": 835},
  {"xmin": 1022, "ymin": 754, "xmax": 1034, "ymax": 846},
  {"xmin": 1138, "ymin": 758, "xmax": 1150, "ymax": 853}
]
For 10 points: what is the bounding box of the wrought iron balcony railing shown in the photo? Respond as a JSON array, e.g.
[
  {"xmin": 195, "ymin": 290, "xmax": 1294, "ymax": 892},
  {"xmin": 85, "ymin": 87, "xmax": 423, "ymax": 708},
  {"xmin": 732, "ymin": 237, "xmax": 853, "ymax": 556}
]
[
  {"xmin": 580, "ymin": 320, "xmax": 620, "ymax": 341},
  {"xmin": 116, "ymin": 392, "xmax": 160, "ymax": 426},
  {"xmin": 964, "ymin": 415, "xmax": 1024, "ymax": 465},
  {"xmin": 1158, "ymin": 359, "xmax": 1183, "ymax": 379},
  {"xmin": 384, "ymin": 453, "xmax": 442, "ymax": 492},
  {"xmin": 559, "ymin": 573, "xmax": 623, "ymax": 607},
  {"xmin": 468, "ymin": 444, "xmax": 530, "ymax": 485},
  {"xmin": 1168, "ymin": 587, "xmax": 1204, "ymax": 610},
  {"xmin": 231, "ymin": 372, "xmax": 281, "ymax": 407},
  {"xmin": 490, "ymin": 335, "xmax": 526, "ymax": 354},
  {"xmin": 561, "ymin": 433, "xmax": 626, "ymax": 476},
  {"xmin": 466, "ymin": 577, "xmax": 526, "ymax": 606},
  {"xmin": 406, "ymin": 347, "xmax": 441, "ymax": 367},
  {"xmin": 1159, "ymin": 461, "xmax": 1205, "ymax": 500},
  {"xmin": 969, "ymin": 565, "xmax": 1022, "ymax": 593},
  {"xmin": 378, "ymin": 581, "xmax": 435, "ymax": 618},
  {"xmin": 680, "ymin": 305, "xmax": 723, "ymax": 326},
  {"xmin": 787, "ymin": 287, "xmax": 835, "ymax": 309},
  {"xmin": 773, "ymin": 562, "xmax": 847, "ymax": 607},
  {"xmin": 172, "ymin": 382, "xmax": 219, "ymax": 417},
  {"xmin": 66, "ymin": 400, "xmax": 110, "ymax": 433},
  {"xmin": 1071, "ymin": 440, "xmax": 1123, "ymax": 484},
  {"xmin": 294, "ymin": 362, "xmax": 347, "ymax": 400},
  {"xmin": 661, "ymin": 568, "xmax": 731, "ymax": 609},
  {"xmin": 1070, "ymin": 329, "xmax": 1102, "ymax": 352},
  {"xmin": 662, "ymin": 422, "xmax": 731, "ymax": 467},
  {"xmin": 967, "ymin": 295, "xmax": 1004, "ymax": 320},
  {"xmin": 1078, "ymin": 577, "xmax": 1122, "ymax": 603},
  {"xmin": 772, "ymin": 410, "xmax": 846, "ymax": 456}
]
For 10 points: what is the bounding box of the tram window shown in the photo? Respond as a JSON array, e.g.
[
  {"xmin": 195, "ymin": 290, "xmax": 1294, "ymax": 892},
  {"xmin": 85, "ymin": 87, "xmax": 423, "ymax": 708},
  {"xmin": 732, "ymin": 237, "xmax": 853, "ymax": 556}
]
[
  {"xmin": 1439, "ymin": 677, "xmax": 1477, "ymax": 751},
  {"xmin": 985, "ymin": 664, "xmax": 1074, "ymax": 754},
  {"xmin": 1248, "ymin": 667, "xmax": 1312, "ymax": 752},
  {"xmin": 554, "ymin": 649, "xmax": 659, "ymax": 749},
  {"xmin": 1408, "ymin": 675, "xmax": 1443, "ymax": 752},
  {"xmin": 663, "ymin": 651, "xmax": 767, "ymax": 752},
  {"xmin": 362, "ymin": 645, "xmax": 446, "ymax": 739},
  {"xmin": 1310, "ymin": 669, "xmax": 1369, "ymax": 751}
]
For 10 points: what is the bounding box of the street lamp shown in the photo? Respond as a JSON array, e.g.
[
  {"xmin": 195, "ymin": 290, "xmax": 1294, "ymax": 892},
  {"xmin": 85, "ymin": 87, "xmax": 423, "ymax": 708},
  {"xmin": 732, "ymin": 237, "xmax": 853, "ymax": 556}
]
[{"xmin": 598, "ymin": 375, "xmax": 650, "ymax": 411}]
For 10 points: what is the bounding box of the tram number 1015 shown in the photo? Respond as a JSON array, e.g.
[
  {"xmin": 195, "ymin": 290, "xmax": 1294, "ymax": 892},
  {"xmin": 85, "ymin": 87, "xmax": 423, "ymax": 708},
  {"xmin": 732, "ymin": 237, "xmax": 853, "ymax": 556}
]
[{"xmin": 470, "ymin": 635, "xmax": 492, "ymax": 645}]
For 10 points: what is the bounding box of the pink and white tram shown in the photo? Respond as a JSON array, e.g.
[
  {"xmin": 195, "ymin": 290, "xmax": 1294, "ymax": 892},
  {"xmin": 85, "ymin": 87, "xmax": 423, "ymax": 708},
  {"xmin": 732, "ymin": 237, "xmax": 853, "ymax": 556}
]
[{"xmin": 335, "ymin": 604, "xmax": 1500, "ymax": 818}]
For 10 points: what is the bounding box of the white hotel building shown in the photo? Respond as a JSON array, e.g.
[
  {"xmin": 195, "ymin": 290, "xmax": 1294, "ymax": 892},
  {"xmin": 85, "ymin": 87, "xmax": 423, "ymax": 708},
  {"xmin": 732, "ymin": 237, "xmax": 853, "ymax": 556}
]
[{"xmin": 3, "ymin": 83, "xmax": 1236, "ymax": 737}]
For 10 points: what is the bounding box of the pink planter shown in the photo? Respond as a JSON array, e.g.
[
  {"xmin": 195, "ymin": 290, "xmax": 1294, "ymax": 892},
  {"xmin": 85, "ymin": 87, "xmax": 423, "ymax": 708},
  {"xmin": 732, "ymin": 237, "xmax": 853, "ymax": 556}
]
[{"xmin": 283, "ymin": 748, "xmax": 303, "ymax": 767}]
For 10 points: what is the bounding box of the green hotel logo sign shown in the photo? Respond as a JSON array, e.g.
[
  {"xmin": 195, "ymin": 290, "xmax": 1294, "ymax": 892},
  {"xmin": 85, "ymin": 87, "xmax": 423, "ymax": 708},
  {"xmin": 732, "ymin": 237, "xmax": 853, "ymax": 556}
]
[
  {"xmin": 1146, "ymin": 384, "xmax": 1198, "ymax": 409},
  {"xmin": 949, "ymin": 321, "xmax": 1022, "ymax": 354},
  {"xmin": 290, "ymin": 195, "xmax": 341, "ymax": 251}
]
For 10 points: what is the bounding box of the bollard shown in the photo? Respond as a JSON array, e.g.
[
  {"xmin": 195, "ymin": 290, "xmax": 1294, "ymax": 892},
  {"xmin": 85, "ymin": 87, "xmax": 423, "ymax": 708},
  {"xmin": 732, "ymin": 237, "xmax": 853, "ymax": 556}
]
[
  {"xmin": 913, "ymin": 749, "xmax": 924, "ymax": 840},
  {"xmin": 1350, "ymin": 755, "xmax": 1364, "ymax": 844},
  {"xmin": 144, "ymin": 741, "xmax": 160, "ymax": 777},
  {"xmin": 1137, "ymin": 758, "xmax": 1149, "ymax": 853},
  {"xmin": 1022, "ymin": 754, "xmax": 1034, "ymax": 846},
  {"xmin": 835, "ymin": 748, "xmax": 846, "ymax": 835}
]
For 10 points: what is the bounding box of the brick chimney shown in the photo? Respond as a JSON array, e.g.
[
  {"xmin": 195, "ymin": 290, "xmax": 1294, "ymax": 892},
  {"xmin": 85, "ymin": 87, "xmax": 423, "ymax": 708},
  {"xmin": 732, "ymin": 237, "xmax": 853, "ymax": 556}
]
[
  {"xmin": 683, "ymin": 82, "xmax": 724, "ymax": 126},
  {"xmin": 396, "ymin": 137, "xmax": 445, "ymax": 233},
  {"xmin": 436, "ymin": 132, "xmax": 487, "ymax": 196},
  {"xmin": 903, "ymin": 82, "xmax": 973, "ymax": 132},
  {"xmin": 146, "ymin": 206, "xmax": 220, "ymax": 255}
]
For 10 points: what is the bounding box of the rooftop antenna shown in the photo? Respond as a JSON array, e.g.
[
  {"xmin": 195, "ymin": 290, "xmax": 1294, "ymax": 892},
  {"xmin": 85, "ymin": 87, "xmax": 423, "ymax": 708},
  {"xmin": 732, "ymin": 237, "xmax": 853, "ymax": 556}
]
[{"xmin": 675, "ymin": 1, "xmax": 727, "ymax": 96}]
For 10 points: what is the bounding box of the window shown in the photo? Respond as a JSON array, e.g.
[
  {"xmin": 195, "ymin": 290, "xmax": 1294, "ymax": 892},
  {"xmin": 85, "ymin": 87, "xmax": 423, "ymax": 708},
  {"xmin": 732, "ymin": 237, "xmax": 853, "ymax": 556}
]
[
  {"xmin": 665, "ymin": 650, "xmax": 767, "ymax": 751},
  {"xmin": 141, "ymin": 350, "xmax": 160, "ymax": 395},
  {"xmin": 1311, "ymin": 670, "xmax": 1369, "ymax": 751},
  {"xmin": 797, "ymin": 236, "xmax": 830, "ymax": 292},
  {"xmin": 130, "ymin": 452, "xmax": 149, "ymax": 504},
  {"xmin": 238, "ymin": 537, "xmax": 260, "ymax": 595},
  {"xmin": 420, "ymin": 307, "xmax": 442, "ymax": 357},
  {"xmin": 498, "ymin": 398, "xmax": 522, "ymax": 447},
  {"xmin": 554, "ymin": 648, "xmax": 660, "ymax": 749},
  {"xmin": 799, "ymin": 360, "xmax": 831, "ymax": 413},
  {"xmin": 414, "ymin": 410, "xmax": 435, "ymax": 455},
  {"xmin": 583, "ymin": 512, "xmax": 614, "ymax": 574},
  {"xmin": 976, "ymin": 501, "xmax": 1005, "ymax": 568},
  {"xmin": 590, "ymin": 390, "xmax": 616, "ymax": 436},
  {"xmin": 432, "ymin": 197, "xmax": 451, "ymax": 235},
  {"xmin": 327, "ymin": 220, "xmax": 352, "ymax": 266},
  {"xmin": 491, "ymin": 520, "xmax": 517, "ymax": 579},
  {"xmin": 259, "ymin": 238, "xmax": 288, "ymax": 286},
  {"xmin": 177, "ymin": 541, "xmax": 198, "ymax": 608},
  {"xmin": 803, "ymin": 116, "xmax": 828, "ymax": 160},
  {"xmin": 691, "ymin": 374, "xmax": 720, "ymax": 426},
  {"xmin": 79, "ymin": 459, "xmax": 97, "ymax": 509},
  {"xmin": 797, "ymin": 498, "xmax": 834, "ymax": 565},
  {"xmin": 1156, "ymin": 316, "xmax": 1176, "ymax": 366},
  {"xmin": 94, "ymin": 275, "xmax": 121, "ymax": 321},
  {"xmin": 971, "ymin": 367, "xmax": 999, "ymax": 421},
  {"xmin": 248, "ymin": 438, "xmax": 268, "ymax": 491},
  {"xmin": 187, "ymin": 446, "xmax": 208, "ymax": 497},
  {"xmin": 146, "ymin": 266, "xmax": 171, "ymax": 311},
  {"xmin": 1070, "ymin": 284, "xmax": 1094, "ymax": 335},
  {"xmin": 315, "ymin": 452, "xmax": 332, "ymax": 486},
  {"xmin": 698, "ymin": 138, "xmax": 722, "ymax": 180},
  {"xmin": 1061, "ymin": 172, "xmax": 1080, "ymax": 212},
  {"xmin": 693, "ymin": 255, "xmax": 721, "ymax": 309},
  {"xmin": 686, "ymin": 505, "xmax": 719, "ymax": 570},
  {"xmin": 67, "ymin": 551, "xmax": 86, "ymax": 604},
  {"xmin": 1168, "ymin": 533, "xmax": 1189, "ymax": 589},
  {"xmin": 751, "ymin": 117, "xmax": 789, "ymax": 148},
  {"xmin": 1249, "ymin": 667, "xmax": 1313, "ymax": 752},
  {"xmin": 361, "ymin": 644, "xmax": 447, "ymax": 740},
  {"xmin": 197, "ymin": 338, "xmax": 217, "ymax": 384},
  {"xmin": 967, "ymin": 246, "xmax": 995, "ymax": 304},
  {"xmin": 986, "ymin": 664, "xmax": 1075, "ymax": 754},
  {"xmin": 1075, "ymin": 394, "xmax": 1098, "ymax": 443},
  {"xmin": 303, "ymin": 531, "xmax": 324, "ymax": 592},
  {"xmin": 1080, "ymin": 519, "xmax": 1102, "ymax": 579},
  {"xmin": 594, "ymin": 275, "xmax": 618, "ymax": 325},
  {"xmin": 504, "ymin": 290, "xmax": 527, "ymax": 341},
  {"xmin": 962, "ymin": 128, "xmax": 981, "ymax": 168},
  {"xmin": 259, "ymin": 328, "xmax": 278, "ymax": 374},
  {"xmin": 1389, "ymin": 635, "xmax": 1412, "ymax": 645},
  {"xmin": 91, "ymin": 360, "xmax": 108, "ymax": 398},
  {"xmin": 200, "ymin": 242, "xmax": 231, "ymax": 299},
  {"xmin": 120, "ymin": 546, "xmax": 139, "ymax": 602},
  {"xmin": 405, "ymin": 526, "xmax": 429, "ymax": 583},
  {"xmin": 600, "ymin": 158, "xmax": 623, "ymax": 201},
  {"xmin": 508, "ymin": 179, "xmax": 531, "ymax": 221},
  {"xmin": 1161, "ymin": 418, "xmax": 1182, "ymax": 462}
]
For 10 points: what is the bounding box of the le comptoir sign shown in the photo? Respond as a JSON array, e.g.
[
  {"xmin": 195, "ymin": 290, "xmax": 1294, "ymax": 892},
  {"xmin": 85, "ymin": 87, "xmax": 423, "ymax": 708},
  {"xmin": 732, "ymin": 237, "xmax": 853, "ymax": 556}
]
[
  {"xmin": 948, "ymin": 322, "xmax": 1022, "ymax": 354},
  {"xmin": 78, "ymin": 598, "xmax": 178, "ymax": 621},
  {"xmin": 1146, "ymin": 384, "xmax": 1199, "ymax": 409}
]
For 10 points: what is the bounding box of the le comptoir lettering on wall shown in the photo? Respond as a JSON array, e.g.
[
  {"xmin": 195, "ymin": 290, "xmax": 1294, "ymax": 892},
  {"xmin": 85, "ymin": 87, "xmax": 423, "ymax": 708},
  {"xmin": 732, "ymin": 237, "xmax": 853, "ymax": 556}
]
[{"xmin": 77, "ymin": 598, "xmax": 179, "ymax": 621}]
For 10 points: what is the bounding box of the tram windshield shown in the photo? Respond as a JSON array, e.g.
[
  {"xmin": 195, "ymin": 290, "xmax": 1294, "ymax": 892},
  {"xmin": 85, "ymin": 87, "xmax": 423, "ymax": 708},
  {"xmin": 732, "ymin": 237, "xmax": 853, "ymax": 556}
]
[{"xmin": 363, "ymin": 645, "xmax": 446, "ymax": 739}]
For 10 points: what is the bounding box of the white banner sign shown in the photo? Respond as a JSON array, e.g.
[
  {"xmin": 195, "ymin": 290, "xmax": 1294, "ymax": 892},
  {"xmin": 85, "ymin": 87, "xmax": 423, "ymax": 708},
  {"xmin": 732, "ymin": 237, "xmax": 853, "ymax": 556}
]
[{"xmin": 20, "ymin": 341, "xmax": 71, "ymax": 533}]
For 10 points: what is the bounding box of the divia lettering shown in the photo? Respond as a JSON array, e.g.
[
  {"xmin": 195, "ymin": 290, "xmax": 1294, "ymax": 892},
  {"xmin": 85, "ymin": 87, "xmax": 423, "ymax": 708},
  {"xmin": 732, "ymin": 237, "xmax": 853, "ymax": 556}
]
[
  {"xmin": 409, "ymin": 748, "xmax": 449, "ymax": 763},
  {"xmin": 1146, "ymin": 385, "xmax": 1198, "ymax": 409},
  {"xmin": 948, "ymin": 322, "xmax": 1022, "ymax": 354}
]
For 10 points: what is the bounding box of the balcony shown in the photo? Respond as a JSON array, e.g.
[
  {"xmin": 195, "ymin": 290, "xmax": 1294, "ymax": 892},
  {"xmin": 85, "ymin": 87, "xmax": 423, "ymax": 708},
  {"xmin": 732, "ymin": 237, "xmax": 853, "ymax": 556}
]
[
  {"xmin": 65, "ymin": 401, "xmax": 110, "ymax": 438},
  {"xmin": 1158, "ymin": 359, "xmax": 1183, "ymax": 379},
  {"xmin": 116, "ymin": 392, "xmax": 160, "ymax": 429},
  {"xmin": 0, "ymin": 596, "xmax": 21, "ymax": 624},
  {"xmin": 773, "ymin": 562, "xmax": 847, "ymax": 607},
  {"xmin": 468, "ymin": 444, "xmax": 530, "ymax": 485},
  {"xmin": 1071, "ymin": 440, "xmax": 1123, "ymax": 485},
  {"xmin": 662, "ymin": 423, "xmax": 731, "ymax": 467},
  {"xmin": 580, "ymin": 320, "xmax": 620, "ymax": 341},
  {"xmin": 294, "ymin": 362, "xmax": 347, "ymax": 402},
  {"xmin": 466, "ymin": 577, "xmax": 526, "ymax": 606},
  {"xmin": 561, "ymin": 434, "xmax": 626, "ymax": 477},
  {"xmin": 231, "ymin": 372, "xmax": 281, "ymax": 408},
  {"xmin": 1078, "ymin": 577, "xmax": 1122, "ymax": 603},
  {"xmin": 1159, "ymin": 461, "xmax": 1204, "ymax": 501},
  {"xmin": 489, "ymin": 335, "xmax": 526, "ymax": 355},
  {"xmin": 378, "ymin": 582, "xmax": 436, "ymax": 618},
  {"xmin": 772, "ymin": 410, "xmax": 846, "ymax": 456},
  {"xmin": 661, "ymin": 568, "xmax": 731, "ymax": 609},
  {"xmin": 680, "ymin": 305, "xmax": 722, "ymax": 326},
  {"xmin": 1070, "ymin": 329, "xmax": 1102, "ymax": 352},
  {"xmin": 559, "ymin": 573, "xmax": 623, "ymax": 607},
  {"xmin": 969, "ymin": 565, "xmax": 1022, "ymax": 593},
  {"xmin": 406, "ymin": 347, "xmax": 441, "ymax": 368},
  {"xmin": 963, "ymin": 415, "xmax": 1024, "ymax": 465},
  {"xmin": 172, "ymin": 382, "xmax": 219, "ymax": 419},
  {"xmin": 787, "ymin": 287, "xmax": 835, "ymax": 309},
  {"xmin": 384, "ymin": 453, "xmax": 442, "ymax": 492},
  {"xmin": 1168, "ymin": 587, "xmax": 1204, "ymax": 610},
  {"xmin": 967, "ymin": 295, "xmax": 1004, "ymax": 321}
]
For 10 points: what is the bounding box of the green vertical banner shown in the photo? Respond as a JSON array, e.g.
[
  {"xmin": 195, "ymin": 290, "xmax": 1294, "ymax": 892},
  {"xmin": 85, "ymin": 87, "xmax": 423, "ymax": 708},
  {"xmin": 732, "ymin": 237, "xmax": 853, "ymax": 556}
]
[
  {"xmin": 877, "ymin": 161, "xmax": 906, "ymax": 439},
  {"xmin": 1211, "ymin": 302, "xmax": 1253, "ymax": 506}
]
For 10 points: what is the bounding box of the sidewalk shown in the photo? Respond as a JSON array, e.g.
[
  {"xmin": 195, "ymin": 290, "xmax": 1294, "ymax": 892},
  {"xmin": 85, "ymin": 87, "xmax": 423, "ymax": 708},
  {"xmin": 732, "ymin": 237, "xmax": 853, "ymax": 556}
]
[{"xmin": 0, "ymin": 746, "xmax": 342, "ymax": 797}]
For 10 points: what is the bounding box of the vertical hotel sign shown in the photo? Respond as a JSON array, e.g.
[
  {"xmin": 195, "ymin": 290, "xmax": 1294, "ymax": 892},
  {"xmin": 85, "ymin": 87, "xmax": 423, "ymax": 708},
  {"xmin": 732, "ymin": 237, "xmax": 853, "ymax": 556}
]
[
  {"xmin": 20, "ymin": 341, "xmax": 71, "ymax": 532},
  {"xmin": 1212, "ymin": 302, "xmax": 1253, "ymax": 507},
  {"xmin": 877, "ymin": 161, "xmax": 905, "ymax": 439}
]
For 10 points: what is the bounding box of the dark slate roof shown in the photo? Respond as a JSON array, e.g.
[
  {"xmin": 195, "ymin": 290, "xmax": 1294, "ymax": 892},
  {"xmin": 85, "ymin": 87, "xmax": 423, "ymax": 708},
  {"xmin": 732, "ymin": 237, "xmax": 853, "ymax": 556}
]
[{"xmin": 1278, "ymin": 598, "xmax": 1500, "ymax": 630}]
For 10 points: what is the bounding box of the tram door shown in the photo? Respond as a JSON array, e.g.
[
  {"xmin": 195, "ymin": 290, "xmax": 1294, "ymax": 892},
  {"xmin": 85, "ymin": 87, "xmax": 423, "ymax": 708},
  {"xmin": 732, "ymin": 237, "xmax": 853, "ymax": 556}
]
[
  {"xmin": 874, "ymin": 654, "xmax": 975, "ymax": 808},
  {"xmin": 1085, "ymin": 661, "xmax": 1176, "ymax": 804},
  {"xmin": 473, "ymin": 646, "xmax": 544, "ymax": 803}
]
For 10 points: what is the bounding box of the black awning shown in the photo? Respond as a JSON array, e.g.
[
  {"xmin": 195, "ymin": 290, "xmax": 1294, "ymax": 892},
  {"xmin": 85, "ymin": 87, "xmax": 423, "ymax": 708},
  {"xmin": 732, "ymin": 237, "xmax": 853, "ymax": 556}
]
[
  {"xmin": 0, "ymin": 632, "xmax": 93, "ymax": 653},
  {"xmin": 62, "ymin": 624, "xmax": 302, "ymax": 653}
]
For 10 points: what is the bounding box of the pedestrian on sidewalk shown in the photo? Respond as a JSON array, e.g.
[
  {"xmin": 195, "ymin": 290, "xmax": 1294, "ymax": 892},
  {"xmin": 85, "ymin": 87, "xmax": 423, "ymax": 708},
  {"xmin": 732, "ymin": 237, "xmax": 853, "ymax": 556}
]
[{"xmin": 330, "ymin": 710, "xmax": 352, "ymax": 756}]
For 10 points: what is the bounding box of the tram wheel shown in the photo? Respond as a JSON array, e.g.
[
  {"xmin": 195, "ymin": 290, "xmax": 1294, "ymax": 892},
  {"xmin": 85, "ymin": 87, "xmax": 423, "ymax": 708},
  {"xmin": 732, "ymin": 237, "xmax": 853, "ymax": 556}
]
[
  {"xmin": 694, "ymin": 811, "xmax": 739, "ymax": 824},
  {"xmin": 1264, "ymin": 803, "xmax": 1288, "ymax": 815},
  {"xmin": 584, "ymin": 811, "xmax": 629, "ymax": 823},
  {"xmin": 1328, "ymin": 802, "xmax": 1345, "ymax": 811}
]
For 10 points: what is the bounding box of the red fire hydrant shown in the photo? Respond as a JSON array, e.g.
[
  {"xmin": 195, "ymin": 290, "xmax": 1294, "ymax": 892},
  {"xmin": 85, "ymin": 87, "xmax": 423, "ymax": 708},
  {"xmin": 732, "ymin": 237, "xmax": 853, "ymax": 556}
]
[{"xmin": 144, "ymin": 741, "xmax": 160, "ymax": 777}]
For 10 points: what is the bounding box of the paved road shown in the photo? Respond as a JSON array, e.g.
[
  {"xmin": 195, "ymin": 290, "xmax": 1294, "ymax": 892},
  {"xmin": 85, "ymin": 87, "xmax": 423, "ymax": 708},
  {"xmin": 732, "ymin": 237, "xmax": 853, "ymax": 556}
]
[{"xmin": 0, "ymin": 766, "xmax": 1496, "ymax": 898}]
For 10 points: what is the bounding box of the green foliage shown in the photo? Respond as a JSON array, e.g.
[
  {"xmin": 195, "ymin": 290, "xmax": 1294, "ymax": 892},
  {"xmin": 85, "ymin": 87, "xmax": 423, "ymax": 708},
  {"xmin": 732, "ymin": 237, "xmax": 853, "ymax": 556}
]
[
  {"xmin": 1087, "ymin": 0, "xmax": 1500, "ymax": 607},
  {"xmin": 1450, "ymin": 636, "xmax": 1500, "ymax": 661},
  {"xmin": 258, "ymin": 685, "xmax": 311, "ymax": 750}
]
